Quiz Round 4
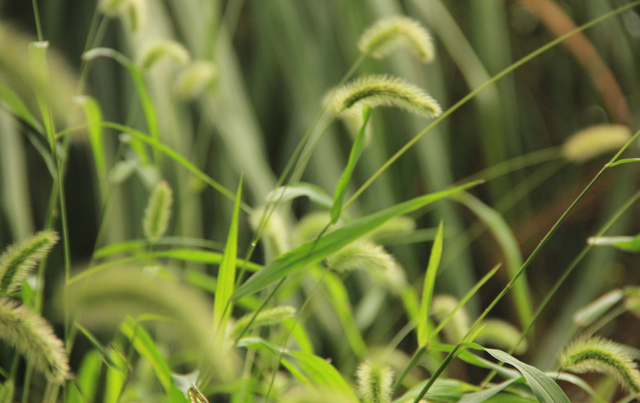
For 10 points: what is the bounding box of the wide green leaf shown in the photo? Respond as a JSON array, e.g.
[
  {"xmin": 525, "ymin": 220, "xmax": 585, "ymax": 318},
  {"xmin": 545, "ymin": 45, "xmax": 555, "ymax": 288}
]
[
  {"xmin": 485, "ymin": 348, "xmax": 570, "ymax": 403},
  {"xmin": 233, "ymin": 181, "xmax": 482, "ymax": 300}
]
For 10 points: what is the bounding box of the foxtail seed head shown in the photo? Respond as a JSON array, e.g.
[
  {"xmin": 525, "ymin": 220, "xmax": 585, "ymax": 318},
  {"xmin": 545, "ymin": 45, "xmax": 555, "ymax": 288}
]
[
  {"xmin": 359, "ymin": 16, "xmax": 435, "ymax": 62},
  {"xmin": 326, "ymin": 239, "xmax": 396, "ymax": 273},
  {"xmin": 356, "ymin": 360, "xmax": 393, "ymax": 403},
  {"xmin": 325, "ymin": 75, "xmax": 442, "ymax": 118},
  {"xmin": 431, "ymin": 295, "xmax": 471, "ymax": 343},
  {"xmin": 138, "ymin": 41, "xmax": 191, "ymax": 70},
  {"xmin": 560, "ymin": 337, "xmax": 640, "ymax": 393},
  {"xmin": 143, "ymin": 181, "xmax": 173, "ymax": 243},
  {"xmin": 0, "ymin": 298, "xmax": 69, "ymax": 383},
  {"xmin": 175, "ymin": 61, "xmax": 219, "ymax": 99},
  {"xmin": 562, "ymin": 124, "xmax": 631, "ymax": 163},
  {"xmin": 0, "ymin": 231, "xmax": 58, "ymax": 295}
]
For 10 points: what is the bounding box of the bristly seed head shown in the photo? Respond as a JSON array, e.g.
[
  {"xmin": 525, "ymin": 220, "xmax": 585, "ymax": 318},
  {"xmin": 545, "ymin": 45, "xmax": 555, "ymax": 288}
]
[
  {"xmin": 325, "ymin": 75, "xmax": 442, "ymax": 118},
  {"xmin": 356, "ymin": 360, "xmax": 393, "ymax": 403},
  {"xmin": 359, "ymin": 16, "xmax": 435, "ymax": 62},
  {"xmin": 560, "ymin": 336, "xmax": 640, "ymax": 393},
  {"xmin": 138, "ymin": 41, "xmax": 191, "ymax": 70},
  {"xmin": 0, "ymin": 298, "xmax": 69, "ymax": 384},
  {"xmin": 326, "ymin": 239, "xmax": 396, "ymax": 273},
  {"xmin": 0, "ymin": 231, "xmax": 58, "ymax": 296},
  {"xmin": 143, "ymin": 181, "xmax": 173, "ymax": 243}
]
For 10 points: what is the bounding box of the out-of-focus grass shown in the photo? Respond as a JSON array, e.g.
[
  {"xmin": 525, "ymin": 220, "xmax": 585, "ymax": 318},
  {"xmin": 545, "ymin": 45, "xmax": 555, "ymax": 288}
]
[{"xmin": 1, "ymin": 0, "xmax": 640, "ymax": 401}]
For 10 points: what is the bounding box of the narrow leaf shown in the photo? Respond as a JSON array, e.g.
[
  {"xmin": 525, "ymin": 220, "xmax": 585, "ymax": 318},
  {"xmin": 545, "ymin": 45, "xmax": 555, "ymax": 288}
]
[
  {"xmin": 213, "ymin": 176, "xmax": 243, "ymax": 334},
  {"xmin": 0, "ymin": 82, "xmax": 42, "ymax": 131},
  {"xmin": 418, "ymin": 220, "xmax": 443, "ymax": 346},
  {"xmin": 233, "ymin": 181, "xmax": 481, "ymax": 300},
  {"xmin": 75, "ymin": 96, "xmax": 108, "ymax": 196},
  {"xmin": 331, "ymin": 107, "xmax": 371, "ymax": 223},
  {"xmin": 266, "ymin": 182, "xmax": 333, "ymax": 210}
]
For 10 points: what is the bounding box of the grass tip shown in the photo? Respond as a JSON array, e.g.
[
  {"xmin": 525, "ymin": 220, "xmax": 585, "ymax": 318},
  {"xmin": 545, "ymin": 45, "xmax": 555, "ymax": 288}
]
[
  {"xmin": 359, "ymin": 16, "xmax": 435, "ymax": 62},
  {"xmin": 324, "ymin": 74, "xmax": 442, "ymax": 118}
]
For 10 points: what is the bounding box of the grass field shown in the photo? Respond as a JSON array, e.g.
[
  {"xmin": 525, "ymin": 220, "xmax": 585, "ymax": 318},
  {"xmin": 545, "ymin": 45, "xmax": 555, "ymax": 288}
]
[{"xmin": 1, "ymin": 0, "xmax": 640, "ymax": 402}]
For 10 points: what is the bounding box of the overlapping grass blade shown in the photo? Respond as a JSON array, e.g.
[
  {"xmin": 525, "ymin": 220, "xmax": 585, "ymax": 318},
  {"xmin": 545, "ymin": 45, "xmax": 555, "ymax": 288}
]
[{"xmin": 233, "ymin": 181, "xmax": 482, "ymax": 300}]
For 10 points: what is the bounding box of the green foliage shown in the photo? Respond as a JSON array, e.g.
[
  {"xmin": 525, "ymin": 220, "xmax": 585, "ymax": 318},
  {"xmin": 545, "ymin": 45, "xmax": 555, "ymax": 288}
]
[{"xmin": 2, "ymin": 1, "xmax": 640, "ymax": 401}]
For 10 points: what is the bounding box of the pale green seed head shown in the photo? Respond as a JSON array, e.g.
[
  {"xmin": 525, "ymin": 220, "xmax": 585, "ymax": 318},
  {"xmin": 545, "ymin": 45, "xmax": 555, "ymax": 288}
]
[
  {"xmin": 562, "ymin": 124, "xmax": 631, "ymax": 163},
  {"xmin": 0, "ymin": 298, "xmax": 69, "ymax": 384},
  {"xmin": 477, "ymin": 318, "xmax": 528, "ymax": 355},
  {"xmin": 356, "ymin": 360, "xmax": 394, "ymax": 403},
  {"xmin": 175, "ymin": 61, "xmax": 219, "ymax": 99},
  {"xmin": 561, "ymin": 336, "xmax": 640, "ymax": 393},
  {"xmin": 326, "ymin": 239, "xmax": 396, "ymax": 273},
  {"xmin": 359, "ymin": 16, "xmax": 435, "ymax": 62},
  {"xmin": 143, "ymin": 181, "xmax": 173, "ymax": 243},
  {"xmin": 138, "ymin": 41, "xmax": 191, "ymax": 70},
  {"xmin": 431, "ymin": 295, "xmax": 471, "ymax": 343},
  {"xmin": 0, "ymin": 230, "xmax": 58, "ymax": 295},
  {"xmin": 325, "ymin": 74, "xmax": 442, "ymax": 118}
]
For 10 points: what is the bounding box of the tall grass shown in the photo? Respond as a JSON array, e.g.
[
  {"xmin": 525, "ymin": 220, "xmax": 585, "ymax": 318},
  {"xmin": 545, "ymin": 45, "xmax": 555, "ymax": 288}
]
[{"xmin": 0, "ymin": 0, "xmax": 640, "ymax": 402}]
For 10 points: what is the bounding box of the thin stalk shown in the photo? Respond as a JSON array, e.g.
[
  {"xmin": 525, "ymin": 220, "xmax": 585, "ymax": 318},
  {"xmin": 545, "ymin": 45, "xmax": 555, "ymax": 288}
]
[
  {"xmin": 480, "ymin": 184, "xmax": 640, "ymax": 387},
  {"xmin": 392, "ymin": 346, "xmax": 426, "ymax": 392},
  {"xmin": 343, "ymin": 1, "xmax": 640, "ymax": 210},
  {"xmin": 411, "ymin": 125, "xmax": 640, "ymax": 400},
  {"xmin": 263, "ymin": 270, "xmax": 328, "ymax": 402},
  {"xmin": 412, "ymin": 344, "xmax": 463, "ymax": 403}
]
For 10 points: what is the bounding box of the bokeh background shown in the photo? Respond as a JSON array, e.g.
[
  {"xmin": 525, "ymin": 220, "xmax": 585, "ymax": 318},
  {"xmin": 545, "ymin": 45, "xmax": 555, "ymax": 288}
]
[{"xmin": 1, "ymin": 0, "xmax": 640, "ymax": 389}]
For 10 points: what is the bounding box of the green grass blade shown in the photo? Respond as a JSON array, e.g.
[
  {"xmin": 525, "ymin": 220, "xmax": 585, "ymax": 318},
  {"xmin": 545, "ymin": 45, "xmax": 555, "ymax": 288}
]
[
  {"xmin": 455, "ymin": 193, "xmax": 532, "ymax": 329},
  {"xmin": 459, "ymin": 377, "xmax": 523, "ymax": 403},
  {"xmin": 0, "ymin": 82, "xmax": 42, "ymax": 132},
  {"xmin": 418, "ymin": 220, "xmax": 443, "ymax": 346},
  {"xmin": 331, "ymin": 107, "xmax": 371, "ymax": 224},
  {"xmin": 286, "ymin": 351, "xmax": 359, "ymax": 402},
  {"xmin": 28, "ymin": 42, "xmax": 54, "ymax": 146},
  {"xmin": 70, "ymin": 249, "xmax": 261, "ymax": 284},
  {"xmin": 67, "ymin": 350, "xmax": 102, "ymax": 403},
  {"xmin": 485, "ymin": 348, "xmax": 570, "ymax": 403},
  {"xmin": 322, "ymin": 271, "xmax": 367, "ymax": 357},
  {"xmin": 213, "ymin": 176, "xmax": 243, "ymax": 333},
  {"xmin": 120, "ymin": 317, "xmax": 174, "ymax": 393},
  {"xmin": 76, "ymin": 95, "xmax": 108, "ymax": 197},
  {"xmin": 233, "ymin": 180, "xmax": 482, "ymax": 300}
]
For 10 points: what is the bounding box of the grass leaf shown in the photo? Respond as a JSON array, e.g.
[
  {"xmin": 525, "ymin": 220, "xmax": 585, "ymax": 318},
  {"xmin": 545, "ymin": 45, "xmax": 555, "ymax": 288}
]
[
  {"xmin": 233, "ymin": 181, "xmax": 481, "ymax": 300},
  {"xmin": 418, "ymin": 220, "xmax": 443, "ymax": 347},
  {"xmin": 331, "ymin": 107, "xmax": 371, "ymax": 223},
  {"xmin": 486, "ymin": 348, "xmax": 571, "ymax": 403},
  {"xmin": 214, "ymin": 176, "xmax": 243, "ymax": 335}
]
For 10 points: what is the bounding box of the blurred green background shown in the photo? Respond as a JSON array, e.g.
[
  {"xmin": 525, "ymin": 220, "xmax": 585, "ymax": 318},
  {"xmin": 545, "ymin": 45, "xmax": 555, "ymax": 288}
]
[{"xmin": 1, "ymin": 0, "xmax": 640, "ymax": 383}]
